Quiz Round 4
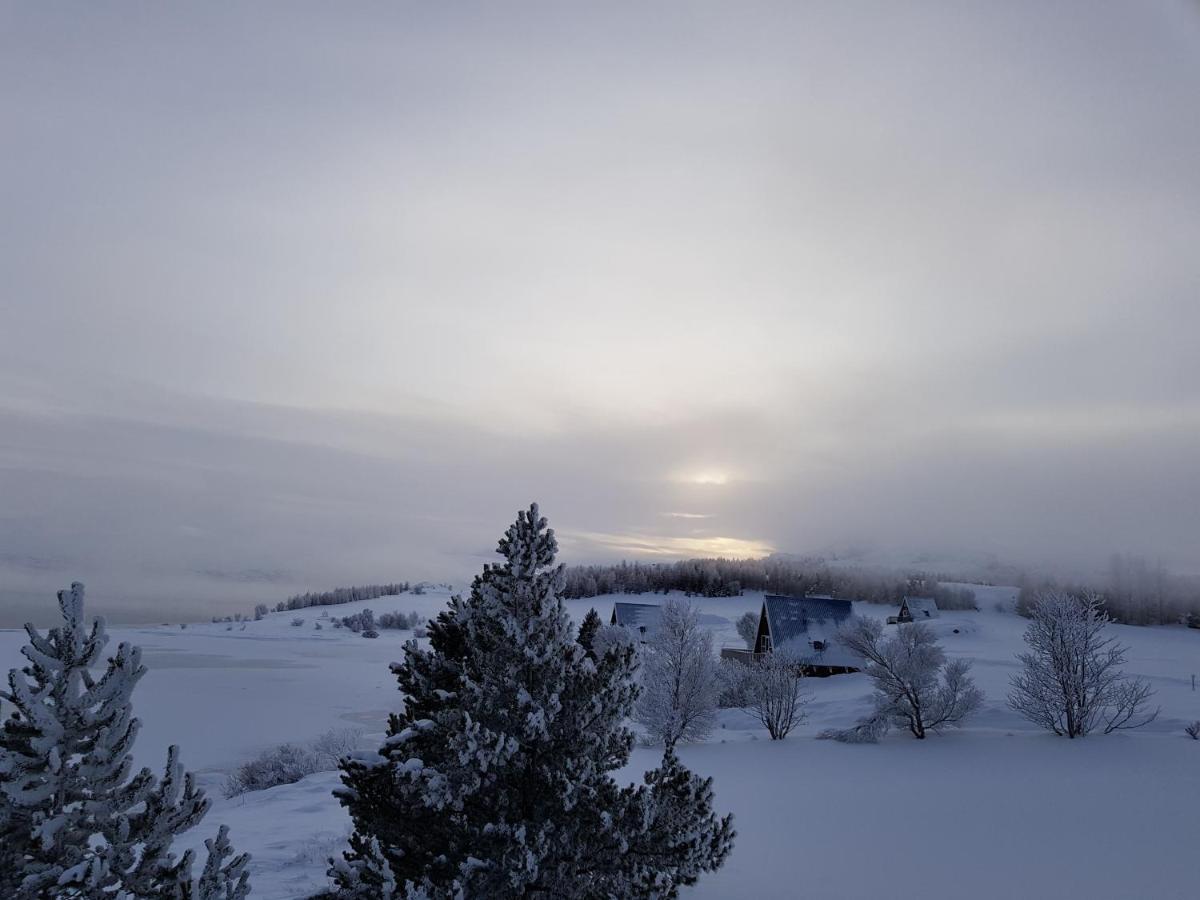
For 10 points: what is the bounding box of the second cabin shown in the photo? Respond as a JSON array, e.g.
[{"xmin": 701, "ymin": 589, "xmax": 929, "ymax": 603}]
[
  {"xmin": 722, "ymin": 594, "xmax": 859, "ymax": 677},
  {"xmin": 887, "ymin": 596, "xmax": 940, "ymax": 625}
]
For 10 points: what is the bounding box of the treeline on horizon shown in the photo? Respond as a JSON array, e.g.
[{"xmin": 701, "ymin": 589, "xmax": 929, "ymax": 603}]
[
  {"xmin": 1017, "ymin": 553, "xmax": 1200, "ymax": 627},
  {"xmin": 560, "ymin": 557, "xmax": 979, "ymax": 611},
  {"xmin": 275, "ymin": 582, "xmax": 416, "ymax": 612}
]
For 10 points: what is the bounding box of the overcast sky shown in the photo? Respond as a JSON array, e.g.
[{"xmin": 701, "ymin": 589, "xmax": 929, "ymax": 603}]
[{"xmin": 2, "ymin": 2, "xmax": 1199, "ymax": 623}]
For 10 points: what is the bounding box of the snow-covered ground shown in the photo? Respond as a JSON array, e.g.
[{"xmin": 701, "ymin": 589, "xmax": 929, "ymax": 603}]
[{"xmin": 4, "ymin": 585, "xmax": 1199, "ymax": 899}]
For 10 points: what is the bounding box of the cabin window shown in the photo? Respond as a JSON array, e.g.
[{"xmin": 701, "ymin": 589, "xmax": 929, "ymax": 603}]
[
  {"xmin": 811, "ymin": 640, "xmax": 826, "ymax": 651},
  {"xmin": 760, "ymin": 634, "xmax": 772, "ymax": 653}
]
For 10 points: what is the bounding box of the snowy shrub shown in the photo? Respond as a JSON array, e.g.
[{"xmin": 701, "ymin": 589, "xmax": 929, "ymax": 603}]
[
  {"xmin": 340, "ymin": 608, "xmax": 376, "ymax": 633},
  {"xmin": 635, "ymin": 597, "xmax": 721, "ymax": 747},
  {"xmin": 839, "ymin": 617, "xmax": 983, "ymax": 739},
  {"xmin": 817, "ymin": 711, "xmax": 890, "ymax": 744},
  {"xmin": 224, "ymin": 743, "xmax": 321, "ymax": 797},
  {"xmin": 309, "ymin": 728, "xmax": 362, "ymax": 766},
  {"xmin": 254, "ymin": 603, "xmax": 270, "ymax": 621},
  {"xmin": 1186, "ymin": 721, "xmax": 1200, "ymax": 740},
  {"xmin": 412, "ymin": 625, "xmax": 427, "ymax": 638},
  {"xmin": 329, "ymin": 503, "xmax": 734, "ymax": 897},
  {"xmin": 361, "ymin": 629, "xmax": 379, "ymax": 639},
  {"xmin": 0, "ymin": 583, "xmax": 250, "ymax": 899},
  {"xmin": 725, "ymin": 651, "xmax": 810, "ymax": 740},
  {"xmin": 315, "ymin": 622, "xmax": 323, "ymax": 630},
  {"xmin": 376, "ymin": 610, "xmax": 422, "ymax": 630},
  {"xmin": 291, "ymin": 617, "xmax": 305, "ymax": 627},
  {"xmin": 1008, "ymin": 591, "xmax": 1158, "ymax": 738},
  {"xmin": 735, "ymin": 611, "xmax": 758, "ymax": 649},
  {"xmin": 224, "ymin": 729, "xmax": 362, "ymax": 798}
]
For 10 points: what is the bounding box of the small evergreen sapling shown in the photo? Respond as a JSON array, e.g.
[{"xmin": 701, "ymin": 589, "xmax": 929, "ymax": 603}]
[{"xmin": 0, "ymin": 583, "xmax": 250, "ymax": 899}]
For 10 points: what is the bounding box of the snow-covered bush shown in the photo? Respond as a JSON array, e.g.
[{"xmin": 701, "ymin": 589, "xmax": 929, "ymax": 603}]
[
  {"xmin": 309, "ymin": 728, "xmax": 363, "ymax": 766},
  {"xmin": 735, "ymin": 611, "xmax": 758, "ymax": 649},
  {"xmin": 1008, "ymin": 591, "xmax": 1158, "ymax": 738},
  {"xmin": 839, "ymin": 617, "xmax": 983, "ymax": 740},
  {"xmin": 376, "ymin": 610, "xmax": 423, "ymax": 630},
  {"xmin": 224, "ymin": 743, "xmax": 320, "ymax": 797},
  {"xmin": 361, "ymin": 629, "xmax": 379, "ymax": 639},
  {"xmin": 328, "ymin": 503, "xmax": 734, "ymax": 897},
  {"xmin": 635, "ymin": 597, "xmax": 721, "ymax": 747},
  {"xmin": 340, "ymin": 608, "xmax": 376, "ymax": 633},
  {"xmin": 817, "ymin": 712, "xmax": 891, "ymax": 744},
  {"xmin": 224, "ymin": 728, "xmax": 363, "ymax": 797},
  {"xmin": 291, "ymin": 617, "xmax": 305, "ymax": 627},
  {"xmin": 1186, "ymin": 721, "xmax": 1200, "ymax": 740},
  {"xmin": 254, "ymin": 603, "xmax": 270, "ymax": 621},
  {"xmin": 0, "ymin": 583, "xmax": 249, "ymax": 899},
  {"xmin": 725, "ymin": 651, "xmax": 810, "ymax": 740}
]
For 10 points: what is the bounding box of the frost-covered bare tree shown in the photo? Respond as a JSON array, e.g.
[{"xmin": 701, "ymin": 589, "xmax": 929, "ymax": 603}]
[
  {"xmin": 727, "ymin": 652, "xmax": 809, "ymax": 740},
  {"xmin": 735, "ymin": 611, "xmax": 758, "ymax": 650},
  {"xmin": 0, "ymin": 583, "xmax": 249, "ymax": 899},
  {"xmin": 839, "ymin": 617, "xmax": 983, "ymax": 740},
  {"xmin": 1008, "ymin": 591, "xmax": 1158, "ymax": 738},
  {"xmin": 636, "ymin": 598, "xmax": 721, "ymax": 747}
]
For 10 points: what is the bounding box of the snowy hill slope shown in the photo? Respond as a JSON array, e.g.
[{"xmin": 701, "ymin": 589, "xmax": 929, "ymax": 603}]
[{"xmin": 3, "ymin": 586, "xmax": 1199, "ymax": 899}]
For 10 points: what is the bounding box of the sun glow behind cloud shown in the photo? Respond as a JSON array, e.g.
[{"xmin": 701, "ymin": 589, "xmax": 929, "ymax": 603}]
[
  {"xmin": 564, "ymin": 530, "xmax": 774, "ymax": 560},
  {"xmin": 673, "ymin": 469, "xmax": 734, "ymax": 486}
]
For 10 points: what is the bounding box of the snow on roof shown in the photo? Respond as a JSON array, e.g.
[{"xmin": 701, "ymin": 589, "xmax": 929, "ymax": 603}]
[
  {"xmin": 610, "ymin": 602, "xmax": 662, "ymax": 636},
  {"xmin": 763, "ymin": 594, "xmax": 857, "ymax": 668},
  {"xmin": 903, "ymin": 597, "xmax": 940, "ymax": 619}
]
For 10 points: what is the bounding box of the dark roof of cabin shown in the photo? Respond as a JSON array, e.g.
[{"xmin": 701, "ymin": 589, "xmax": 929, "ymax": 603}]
[
  {"xmin": 902, "ymin": 596, "xmax": 939, "ymax": 617},
  {"xmin": 611, "ymin": 602, "xmax": 662, "ymax": 631},
  {"xmin": 762, "ymin": 594, "xmax": 853, "ymax": 648}
]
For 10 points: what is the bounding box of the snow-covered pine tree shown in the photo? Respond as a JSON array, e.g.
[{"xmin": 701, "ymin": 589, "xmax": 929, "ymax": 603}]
[
  {"xmin": 0, "ymin": 582, "xmax": 250, "ymax": 899},
  {"xmin": 329, "ymin": 503, "xmax": 734, "ymax": 898}
]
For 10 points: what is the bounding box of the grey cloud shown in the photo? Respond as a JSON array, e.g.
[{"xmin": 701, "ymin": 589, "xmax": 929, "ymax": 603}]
[{"xmin": 1, "ymin": 2, "xmax": 1198, "ymax": 621}]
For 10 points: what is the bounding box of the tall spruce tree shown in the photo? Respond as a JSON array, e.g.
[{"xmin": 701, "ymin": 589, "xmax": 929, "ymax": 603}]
[
  {"xmin": 0, "ymin": 583, "xmax": 250, "ymax": 899},
  {"xmin": 329, "ymin": 503, "xmax": 734, "ymax": 898}
]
